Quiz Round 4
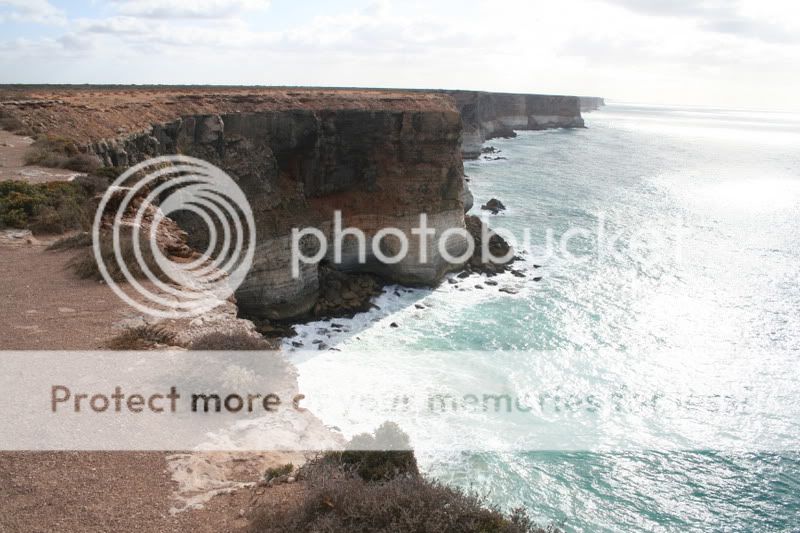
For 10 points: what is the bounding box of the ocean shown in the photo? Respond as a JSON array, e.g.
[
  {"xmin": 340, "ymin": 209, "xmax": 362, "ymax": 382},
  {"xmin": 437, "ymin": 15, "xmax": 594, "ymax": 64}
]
[{"xmin": 285, "ymin": 103, "xmax": 800, "ymax": 532}]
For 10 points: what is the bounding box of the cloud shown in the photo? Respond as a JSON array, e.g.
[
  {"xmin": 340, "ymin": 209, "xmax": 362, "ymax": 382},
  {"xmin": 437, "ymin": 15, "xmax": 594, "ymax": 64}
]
[
  {"xmin": 109, "ymin": 0, "xmax": 270, "ymax": 20},
  {"xmin": 0, "ymin": 0, "xmax": 64, "ymax": 24},
  {"xmin": 600, "ymin": 0, "xmax": 799, "ymax": 43}
]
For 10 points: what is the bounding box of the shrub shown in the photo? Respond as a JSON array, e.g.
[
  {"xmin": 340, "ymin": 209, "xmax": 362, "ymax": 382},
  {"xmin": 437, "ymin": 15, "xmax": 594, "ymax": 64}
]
[
  {"xmin": 1, "ymin": 207, "xmax": 27, "ymax": 228},
  {"xmin": 251, "ymin": 463, "xmax": 553, "ymax": 533},
  {"xmin": 251, "ymin": 423, "xmax": 559, "ymax": 532},
  {"xmin": 0, "ymin": 180, "xmax": 91, "ymax": 234},
  {"xmin": 90, "ymin": 166, "xmax": 126, "ymax": 181},
  {"xmin": 47, "ymin": 231, "xmax": 92, "ymax": 251},
  {"xmin": 67, "ymin": 228, "xmax": 168, "ymax": 282},
  {"xmin": 0, "ymin": 108, "xmax": 30, "ymax": 135},
  {"xmin": 264, "ymin": 463, "xmax": 294, "ymax": 482},
  {"xmin": 105, "ymin": 324, "xmax": 177, "ymax": 350},
  {"xmin": 190, "ymin": 331, "xmax": 277, "ymax": 351},
  {"xmin": 323, "ymin": 422, "xmax": 419, "ymax": 482},
  {"xmin": 23, "ymin": 135, "xmax": 102, "ymax": 172},
  {"xmin": 64, "ymin": 153, "xmax": 102, "ymax": 173}
]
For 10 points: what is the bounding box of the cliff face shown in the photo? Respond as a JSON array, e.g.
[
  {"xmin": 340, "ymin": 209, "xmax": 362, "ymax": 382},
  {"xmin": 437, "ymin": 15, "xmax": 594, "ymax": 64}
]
[
  {"xmin": 443, "ymin": 91, "xmax": 585, "ymax": 158},
  {"xmin": 90, "ymin": 105, "xmax": 468, "ymax": 320},
  {"xmin": 579, "ymin": 96, "xmax": 606, "ymax": 112}
]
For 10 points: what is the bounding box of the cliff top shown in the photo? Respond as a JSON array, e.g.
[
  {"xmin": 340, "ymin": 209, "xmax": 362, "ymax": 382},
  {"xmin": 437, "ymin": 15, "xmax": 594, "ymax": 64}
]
[{"xmin": 0, "ymin": 86, "xmax": 459, "ymax": 143}]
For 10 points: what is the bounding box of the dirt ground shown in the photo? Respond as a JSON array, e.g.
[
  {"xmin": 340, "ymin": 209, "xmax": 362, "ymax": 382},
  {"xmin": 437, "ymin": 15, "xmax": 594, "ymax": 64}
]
[
  {"xmin": 0, "ymin": 129, "xmax": 81, "ymax": 182},
  {"xmin": 0, "ymin": 86, "xmax": 456, "ymax": 145},
  {"xmin": 0, "ymin": 235, "xmax": 302, "ymax": 532},
  {"xmin": 0, "ymin": 148, "xmax": 300, "ymax": 533}
]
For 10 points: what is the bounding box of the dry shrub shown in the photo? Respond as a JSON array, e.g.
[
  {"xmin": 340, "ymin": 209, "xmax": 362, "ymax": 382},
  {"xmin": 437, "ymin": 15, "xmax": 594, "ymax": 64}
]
[
  {"xmin": 0, "ymin": 107, "xmax": 31, "ymax": 135},
  {"xmin": 323, "ymin": 421, "xmax": 419, "ymax": 482},
  {"xmin": 68, "ymin": 229, "xmax": 167, "ymax": 282},
  {"xmin": 64, "ymin": 153, "xmax": 102, "ymax": 173},
  {"xmin": 24, "ymin": 134, "xmax": 101, "ymax": 172},
  {"xmin": 250, "ymin": 423, "xmax": 558, "ymax": 533},
  {"xmin": 105, "ymin": 324, "xmax": 177, "ymax": 350},
  {"xmin": 190, "ymin": 331, "xmax": 277, "ymax": 351},
  {"xmin": 47, "ymin": 231, "xmax": 92, "ymax": 251},
  {"xmin": 264, "ymin": 463, "xmax": 294, "ymax": 482},
  {"xmin": 251, "ymin": 462, "xmax": 552, "ymax": 533}
]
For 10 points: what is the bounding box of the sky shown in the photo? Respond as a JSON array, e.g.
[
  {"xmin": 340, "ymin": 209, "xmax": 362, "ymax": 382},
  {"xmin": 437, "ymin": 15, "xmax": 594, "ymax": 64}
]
[{"xmin": 0, "ymin": 0, "xmax": 799, "ymax": 111}]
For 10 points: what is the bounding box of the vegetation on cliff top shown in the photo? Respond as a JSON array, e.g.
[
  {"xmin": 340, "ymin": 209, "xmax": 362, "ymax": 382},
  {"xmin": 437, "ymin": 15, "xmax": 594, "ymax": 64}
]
[
  {"xmin": 0, "ymin": 179, "xmax": 92, "ymax": 233},
  {"xmin": 23, "ymin": 134, "xmax": 102, "ymax": 173},
  {"xmin": 250, "ymin": 422, "xmax": 558, "ymax": 533}
]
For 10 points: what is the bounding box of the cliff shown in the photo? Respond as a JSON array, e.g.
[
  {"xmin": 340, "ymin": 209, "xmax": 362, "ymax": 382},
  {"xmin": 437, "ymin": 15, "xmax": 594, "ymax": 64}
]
[
  {"xmin": 1, "ymin": 87, "xmax": 584, "ymax": 320},
  {"xmin": 579, "ymin": 96, "xmax": 606, "ymax": 112},
  {"xmin": 442, "ymin": 91, "xmax": 585, "ymax": 158},
  {"xmin": 1, "ymin": 88, "xmax": 468, "ymax": 320}
]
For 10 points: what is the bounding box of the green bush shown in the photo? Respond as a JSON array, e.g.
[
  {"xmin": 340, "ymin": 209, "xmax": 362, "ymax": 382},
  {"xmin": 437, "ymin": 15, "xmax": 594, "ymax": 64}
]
[
  {"xmin": 0, "ymin": 180, "xmax": 90, "ymax": 233},
  {"xmin": 264, "ymin": 463, "xmax": 294, "ymax": 482}
]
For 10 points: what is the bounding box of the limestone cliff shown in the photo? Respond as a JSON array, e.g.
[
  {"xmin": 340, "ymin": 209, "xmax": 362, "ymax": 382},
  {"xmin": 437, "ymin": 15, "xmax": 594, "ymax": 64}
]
[
  {"xmin": 579, "ymin": 96, "xmax": 606, "ymax": 112},
  {"xmin": 443, "ymin": 91, "xmax": 585, "ymax": 158},
  {"xmin": 55, "ymin": 93, "xmax": 469, "ymax": 320}
]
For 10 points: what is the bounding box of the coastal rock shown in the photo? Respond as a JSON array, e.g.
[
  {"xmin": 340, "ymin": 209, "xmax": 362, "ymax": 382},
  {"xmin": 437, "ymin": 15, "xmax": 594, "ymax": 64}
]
[
  {"xmin": 462, "ymin": 215, "xmax": 516, "ymax": 276},
  {"xmin": 312, "ymin": 265, "xmax": 383, "ymax": 319},
  {"xmin": 481, "ymin": 198, "xmax": 506, "ymax": 214},
  {"xmin": 462, "ymin": 178, "xmax": 474, "ymax": 212}
]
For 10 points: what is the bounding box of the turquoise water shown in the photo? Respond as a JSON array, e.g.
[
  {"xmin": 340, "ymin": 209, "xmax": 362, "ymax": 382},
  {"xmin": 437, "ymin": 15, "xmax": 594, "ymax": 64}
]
[{"xmin": 288, "ymin": 104, "xmax": 800, "ymax": 531}]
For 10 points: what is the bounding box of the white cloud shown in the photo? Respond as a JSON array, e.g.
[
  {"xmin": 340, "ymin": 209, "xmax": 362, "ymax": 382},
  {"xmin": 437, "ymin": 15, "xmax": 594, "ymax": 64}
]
[
  {"xmin": 600, "ymin": 0, "xmax": 800, "ymax": 43},
  {"xmin": 0, "ymin": 0, "xmax": 64, "ymax": 24},
  {"xmin": 0, "ymin": 0, "xmax": 799, "ymax": 110},
  {"xmin": 110, "ymin": 0, "xmax": 270, "ymax": 19}
]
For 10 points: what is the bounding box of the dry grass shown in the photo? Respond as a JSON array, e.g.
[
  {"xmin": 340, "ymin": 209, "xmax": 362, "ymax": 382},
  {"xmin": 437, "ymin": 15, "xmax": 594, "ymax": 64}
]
[
  {"xmin": 23, "ymin": 134, "xmax": 102, "ymax": 172},
  {"xmin": 252, "ymin": 458, "xmax": 554, "ymax": 533},
  {"xmin": 0, "ymin": 107, "xmax": 31, "ymax": 135},
  {"xmin": 67, "ymin": 229, "xmax": 167, "ymax": 282},
  {"xmin": 189, "ymin": 331, "xmax": 277, "ymax": 351},
  {"xmin": 250, "ymin": 423, "xmax": 559, "ymax": 533},
  {"xmin": 104, "ymin": 324, "xmax": 177, "ymax": 350},
  {"xmin": 47, "ymin": 231, "xmax": 92, "ymax": 251}
]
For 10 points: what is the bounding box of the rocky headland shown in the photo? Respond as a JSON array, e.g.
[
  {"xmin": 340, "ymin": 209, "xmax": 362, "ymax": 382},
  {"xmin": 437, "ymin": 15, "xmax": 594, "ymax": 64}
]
[{"xmin": 0, "ymin": 86, "xmax": 588, "ymax": 325}]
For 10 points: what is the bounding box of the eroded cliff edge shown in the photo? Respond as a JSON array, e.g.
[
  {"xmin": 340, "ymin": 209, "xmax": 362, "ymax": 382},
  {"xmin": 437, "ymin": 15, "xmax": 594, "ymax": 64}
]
[{"xmin": 442, "ymin": 91, "xmax": 585, "ymax": 158}]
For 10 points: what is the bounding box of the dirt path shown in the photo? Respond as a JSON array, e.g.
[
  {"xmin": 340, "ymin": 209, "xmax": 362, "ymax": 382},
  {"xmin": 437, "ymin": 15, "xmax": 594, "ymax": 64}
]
[
  {"xmin": 0, "ymin": 236, "xmax": 133, "ymax": 349},
  {"xmin": 0, "ymin": 236, "xmax": 280, "ymax": 533}
]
